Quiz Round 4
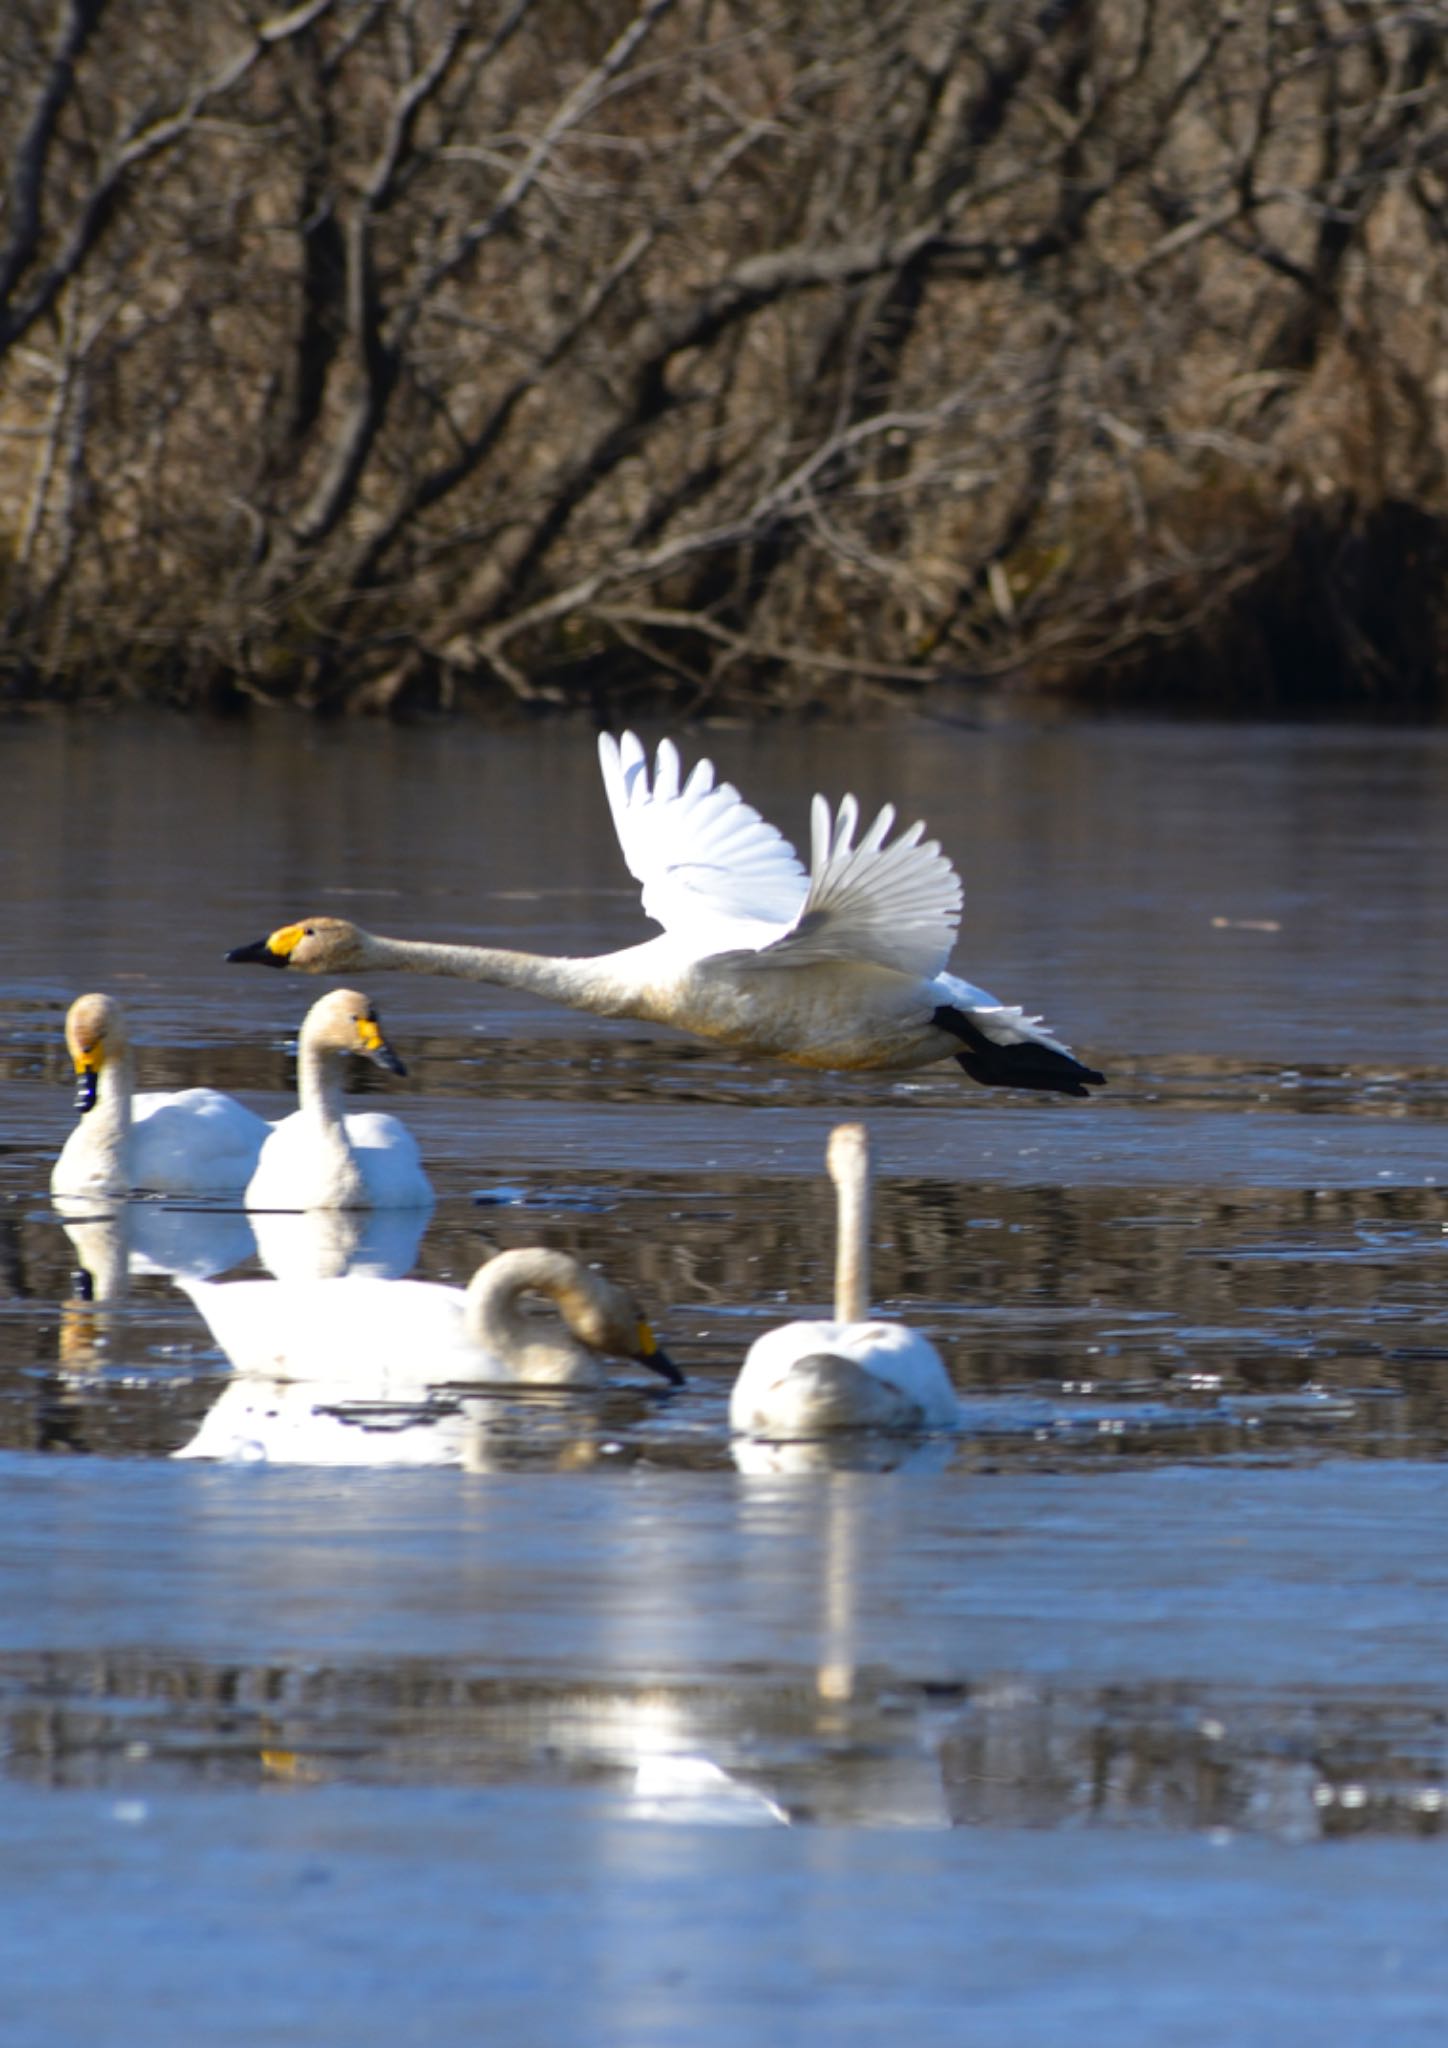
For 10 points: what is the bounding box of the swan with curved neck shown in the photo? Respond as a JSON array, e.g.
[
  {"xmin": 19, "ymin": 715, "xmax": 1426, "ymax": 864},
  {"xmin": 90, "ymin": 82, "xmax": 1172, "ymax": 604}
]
[
  {"xmin": 729, "ymin": 1123, "xmax": 960, "ymax": 1436},
  {"xmin": 227, "ymin": 732, "xmax": 1103, "ymax": 1093},
  {"xmin": 244, "ymin": 988, "xmax": 432, "ymax": 1213},
  {"xmin": 51, "ymin": 993, "xmax": 270, "ymax": 1199},
  {"xmin": 181, "ymin": 1246, "xmax": 681, "ymax": 1397}
]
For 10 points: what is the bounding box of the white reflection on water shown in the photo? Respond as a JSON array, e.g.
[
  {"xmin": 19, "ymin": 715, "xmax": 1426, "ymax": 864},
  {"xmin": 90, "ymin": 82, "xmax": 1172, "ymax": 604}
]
[
  {"xmin": 250, "ymin": 1204, "xmax": 430, "ymax": 1280},
  {"xmin": 56, "ymin": 1200, "xmax": 257, "ymax": 1294},
  {"xmin": 172, "ymin": 1368, "xmax": 503, "ymax": 1467}
]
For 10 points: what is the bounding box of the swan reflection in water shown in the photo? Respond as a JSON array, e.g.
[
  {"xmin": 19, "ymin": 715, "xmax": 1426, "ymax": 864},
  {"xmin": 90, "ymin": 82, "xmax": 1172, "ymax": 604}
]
[
  {"xmin": 53, "ymin": 1198, "xmax": 258, "ymax": 1370},
  {"xmin": 590, "ymin": 1471, "xmax": 949, "ymax": 1829},
  {"xmin": 173, "ymin": 1364, "xmax": 510, "ymax": 1468},
  {"xmin": 249, "ymin": 1203, "xmax": 429, "ymax": 1281}
]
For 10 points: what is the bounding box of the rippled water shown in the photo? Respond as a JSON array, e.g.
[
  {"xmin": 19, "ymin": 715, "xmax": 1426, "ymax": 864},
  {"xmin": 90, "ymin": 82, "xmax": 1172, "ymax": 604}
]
[{"xmin": 4, "ymin": 714, "xmax": 1448, "ymax": 2043}]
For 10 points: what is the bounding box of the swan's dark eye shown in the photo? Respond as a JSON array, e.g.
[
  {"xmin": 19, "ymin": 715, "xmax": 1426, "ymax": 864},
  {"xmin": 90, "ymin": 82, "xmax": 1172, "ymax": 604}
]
[{"xmin": 304, "ymin": 925, "xmax": 316, "ymax": 937}]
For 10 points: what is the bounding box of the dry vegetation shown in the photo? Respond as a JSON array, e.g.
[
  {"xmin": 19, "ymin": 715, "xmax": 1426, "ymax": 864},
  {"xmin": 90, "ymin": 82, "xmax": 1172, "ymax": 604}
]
[{"xmin": 4, "ymin": 0, "xmax": 1448, "ymax": 716}]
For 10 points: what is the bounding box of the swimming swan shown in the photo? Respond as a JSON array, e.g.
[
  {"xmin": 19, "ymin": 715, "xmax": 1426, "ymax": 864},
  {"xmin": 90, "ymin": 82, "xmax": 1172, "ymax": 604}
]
[
  {"xmin": 227, "ymin": 732, "xmax": 1103, "ymax": 1094},
  {"xmin": 51, "ymin": 994, "xmax": 270, "ymax": 1199},
  {"xmin": 245, "ymin": 989, "xmax": 432, "ymax": 1213},
  {"xmin": 729, "ymin": 1123, "xmax": 960, "ymax": 1436},
  {"xmin": 182, "ymin": 1247, "xmax": 682, "ymax": 1390}
]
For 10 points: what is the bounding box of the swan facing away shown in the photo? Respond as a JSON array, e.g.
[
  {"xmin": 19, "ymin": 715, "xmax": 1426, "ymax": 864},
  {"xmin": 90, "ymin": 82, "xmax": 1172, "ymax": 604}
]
[
  {"xmin": 245, "ymin": 989, "xmax": 432, "ymax": 1213},
  {"xmin": 51, "ymin": 994, "xmax": 270, "ymax": 1199},
  {"xmin": 227, "ymin": 731, "xmax": 1103, "ymax": 1095},
  {"xmin": 729, "ymin": 1123, "xmax": 959, "ymax": 1437},
  {"xmin": 182, "ymin": 1247, "xmax": 681, "ymax": 1391}
]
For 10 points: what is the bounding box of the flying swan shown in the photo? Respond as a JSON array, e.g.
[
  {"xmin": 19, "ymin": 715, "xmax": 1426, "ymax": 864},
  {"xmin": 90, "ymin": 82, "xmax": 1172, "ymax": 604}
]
[
  {"xmin": 51, "ymin": 993, "xmax": 270, "ymax": 1199},
  {"xmin": 729, "ymin": 1122, "xmax": 960, "ymax": 1437},
  {"xmin": 245, "ymin": 988, "xmax": 433, "ymax": 1213},
  {"xmin": 227, "ymin": 732, "xmax": 1103, "ymax": 1094}
]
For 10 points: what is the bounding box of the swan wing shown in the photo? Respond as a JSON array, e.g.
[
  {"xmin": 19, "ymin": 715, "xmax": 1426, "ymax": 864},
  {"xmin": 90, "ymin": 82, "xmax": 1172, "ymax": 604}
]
[
  {"xmin": 746, "ymin": 794, "xmax": 963, "ymax": 978},
  {"xmin": 598, "ymin": 732, "xmax": 809, "ymax": 950},
  {"xmin": 934, "ymin": 973, "xmax": 1077, "ymax": 1057},
  {"xmin": 130, "ymin": 1088, "xmax": 271, "ymax": 1196}
]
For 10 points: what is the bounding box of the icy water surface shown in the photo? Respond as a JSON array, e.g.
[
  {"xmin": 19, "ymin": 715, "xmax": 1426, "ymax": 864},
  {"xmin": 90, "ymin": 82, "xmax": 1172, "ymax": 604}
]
[{"xmin": 4, "ymin": 715, "xmax": 1448, "ymax": 2043}]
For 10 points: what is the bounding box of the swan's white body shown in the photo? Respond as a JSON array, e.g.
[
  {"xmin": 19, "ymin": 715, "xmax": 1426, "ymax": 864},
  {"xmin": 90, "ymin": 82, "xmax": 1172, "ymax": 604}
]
[
  {"xmin": 228, "ymin": 733, "xmax": 1102, "ymax": 1093},
  {"xmin": 729, "ymin": 1123, "xmax": 960, "ymax": 1437},
  {"xmin": 180, "ymin": 1247, "xmax": 678, "ymax": 1393},
  {"xmin": 730, "ymin": 1320, "xmax": 960, "ymax": 1436},
  {"xmin": 50, "ymin": 994, "xmax": 269, "ymax": 1199},
  {"xmin": 244, "ymin": 989, "xmax": 432, "ymax": 1213}
]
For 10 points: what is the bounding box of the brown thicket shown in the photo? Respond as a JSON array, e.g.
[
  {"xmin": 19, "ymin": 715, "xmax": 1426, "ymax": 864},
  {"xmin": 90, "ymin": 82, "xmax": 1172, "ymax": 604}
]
[{"xmin": 4, "ymin": 0, "xmax": 1448, "ymax": 716}]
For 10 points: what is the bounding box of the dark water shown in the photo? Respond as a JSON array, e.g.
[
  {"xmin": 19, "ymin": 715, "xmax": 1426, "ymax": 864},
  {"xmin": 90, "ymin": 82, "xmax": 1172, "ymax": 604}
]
[{"xmin": 4, "ymin": 715, "xmax": 1448, "ymax": 2043}]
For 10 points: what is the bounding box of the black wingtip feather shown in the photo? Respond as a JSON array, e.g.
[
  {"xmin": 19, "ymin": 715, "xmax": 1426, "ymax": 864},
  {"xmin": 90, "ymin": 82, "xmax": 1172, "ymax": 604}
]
[{"xmin": 932, "ymin": 1005, "xmax": 1105, "ymax": 1097}]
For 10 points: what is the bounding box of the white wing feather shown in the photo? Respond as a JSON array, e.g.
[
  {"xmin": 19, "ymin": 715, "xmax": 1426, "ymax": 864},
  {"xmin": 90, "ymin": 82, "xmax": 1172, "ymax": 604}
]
[
  {"xmin": 751, "ymin": 793, "xmax": 964, "ymax": 979},
  {"xmin": 598, "ymin": 733, "xmax": 964, "ymax": 978},
  {"xmin": 598, "ymin": 733, "xmax": 808, "ymax": 949},
  {"xmin": 934, "ymin": 972, "xmax": 1077, "ymax": 1057}
]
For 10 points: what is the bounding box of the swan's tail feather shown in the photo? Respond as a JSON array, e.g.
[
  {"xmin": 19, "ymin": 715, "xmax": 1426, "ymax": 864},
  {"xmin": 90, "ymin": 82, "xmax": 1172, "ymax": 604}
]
[{"xmin": 932, "ymin": 1006, "xmax": 1105, "ymax": 1096}]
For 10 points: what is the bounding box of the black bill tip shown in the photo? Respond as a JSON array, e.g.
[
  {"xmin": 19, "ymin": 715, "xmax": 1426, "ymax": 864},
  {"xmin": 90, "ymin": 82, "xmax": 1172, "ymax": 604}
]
[
  {"xmin": 644, "ymin": 1345, "xmax": 685, "ymax": 1388},
  {"xmin": 226, "ymin": 938, "xmax": 286, "ymax": 967}
]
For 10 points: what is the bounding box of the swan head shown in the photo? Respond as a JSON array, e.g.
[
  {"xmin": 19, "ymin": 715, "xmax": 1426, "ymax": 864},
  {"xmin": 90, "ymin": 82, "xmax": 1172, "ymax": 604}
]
[
  {"xmin": 299, "ymin": 988, "xmax": 408, "ymax": 1075},
  {"xmin": 561, "ymin": 1267, "xmax": 683, "ymax": 1386},
  {"xmin": 470, "ymin": 1250, "xmax": 684, "ymax": 1386},
  {"xmin": 227, "ymin": 916, "xmax": 366, "ymax": 974},
  {"xmin": 826, "ymin": 1121, "xmax": 869, "ymax": 1185},
  {"xmin": 63, "ymin": 993, "xmax": 128, "ymax": 1113}
]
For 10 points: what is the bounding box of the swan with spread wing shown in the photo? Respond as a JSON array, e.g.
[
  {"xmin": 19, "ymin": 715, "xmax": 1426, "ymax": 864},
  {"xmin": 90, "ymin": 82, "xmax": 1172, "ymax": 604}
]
[{"xmin": 227, "ymin": 733, "xmax": 1103, "ymax": 1094}]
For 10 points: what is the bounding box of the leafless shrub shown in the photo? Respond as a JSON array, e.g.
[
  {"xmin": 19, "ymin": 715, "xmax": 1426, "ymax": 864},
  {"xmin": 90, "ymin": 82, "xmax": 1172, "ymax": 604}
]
[{"xmin": 4, "ymin": 0, "xmax": 1448, "ymax": 713}]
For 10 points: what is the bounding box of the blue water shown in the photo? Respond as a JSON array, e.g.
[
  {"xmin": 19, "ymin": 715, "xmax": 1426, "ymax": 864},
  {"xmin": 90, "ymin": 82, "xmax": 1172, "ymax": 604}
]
[{"xmin": 5, "ymin": 715, "xmax": 1448, "ymax": 2041}]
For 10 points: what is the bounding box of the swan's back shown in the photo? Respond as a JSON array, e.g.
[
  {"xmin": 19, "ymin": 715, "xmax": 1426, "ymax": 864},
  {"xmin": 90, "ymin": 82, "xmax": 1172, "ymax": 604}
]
[
  {"xmin": 730, "ymin": 1319, "xmax": 959, "ymax": 1436},
  {"xmin": 184, "ymin": 1275, "xmax": 477, "ymax": 1381},
  {"xmin": 128, "ymin": 1088, "xmax": 271, "ymax": 1195}
]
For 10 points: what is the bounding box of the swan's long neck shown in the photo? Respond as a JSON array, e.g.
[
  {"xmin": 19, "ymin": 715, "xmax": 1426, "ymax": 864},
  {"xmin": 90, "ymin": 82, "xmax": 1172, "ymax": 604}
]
[
  {"xmin": 295, "ymin": 1029, "xmax": 351, "ymax": 1132},
  {"xmin": 84, "ymin": 1043, "xmax": 137, "ymax": 1178},
  {"xmin": 464, "ymin": 1249, "xmax": 598, "ymax": 1369},
  {"xmin": 355, "ymin": 931, "xmax": 648, "ymax": 1016},
  {"xmin": 831, "ymin": 1142, "xmax": 871, "ymax": 1325}
]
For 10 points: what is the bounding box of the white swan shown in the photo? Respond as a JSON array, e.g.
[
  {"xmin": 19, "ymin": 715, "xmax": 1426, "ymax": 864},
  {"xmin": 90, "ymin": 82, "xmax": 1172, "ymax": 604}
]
[
  {"xmin": 729, "ymin": 1123, "xmax": 960, "ymax": 1437},
  {"xmin": 51, "ymin": 993, "xmax": 270, "ymax": 1199},
  {"xmin": 227, "ymin": 731, "xmax": 1103, "ymax": 1094},
  {"xmin": 180, "ymin": 1247, "xmax": 681, "ymax": 1390},
  {"xmin": 245, "ymin": 988, "xmax": 433, "ymax": 1213}
]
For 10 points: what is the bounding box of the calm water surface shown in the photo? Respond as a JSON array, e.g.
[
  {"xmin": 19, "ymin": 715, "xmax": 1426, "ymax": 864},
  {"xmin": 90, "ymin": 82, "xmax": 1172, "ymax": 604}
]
[{"xmin": 3, "ymin": 715, "xmax": 1448, "ymax": 2043}]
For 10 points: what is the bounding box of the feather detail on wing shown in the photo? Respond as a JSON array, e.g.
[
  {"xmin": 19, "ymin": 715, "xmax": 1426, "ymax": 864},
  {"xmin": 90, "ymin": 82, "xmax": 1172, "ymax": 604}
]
[
  {"xmin": 748, "ymin": 793, "xmax": 964, "ymax": 978},
  {"xmin": 933, "ymin": 973, "xmax": 1077, "ymax": 1057},
  {"xmin": 598, "ymin": 733, "xmax": 809, "ymax": 949}
]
